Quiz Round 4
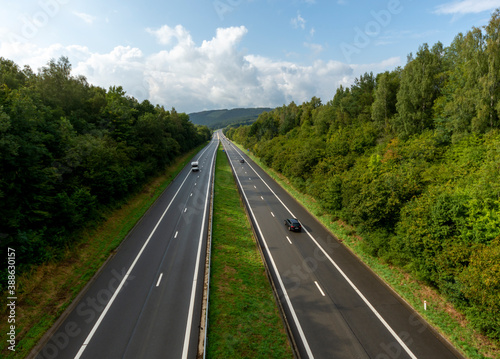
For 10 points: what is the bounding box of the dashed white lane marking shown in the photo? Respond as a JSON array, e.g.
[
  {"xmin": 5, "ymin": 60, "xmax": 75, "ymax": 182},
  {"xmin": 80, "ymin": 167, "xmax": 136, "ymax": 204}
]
[
  {"xmin": 286, "ymin": 236, "xmax": 292, "ymax": 244},
  {"xmin": 315, "ymin": 281, "xmax": 325, "ymax": 296},
  {"xmin": 156, "ymin": 273, "xmax": 163, "ymax": 287}
]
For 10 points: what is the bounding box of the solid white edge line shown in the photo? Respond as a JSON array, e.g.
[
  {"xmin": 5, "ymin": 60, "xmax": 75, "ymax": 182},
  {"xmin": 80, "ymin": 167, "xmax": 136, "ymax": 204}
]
[
  {"xmin": 181, "ymin": 140, "xmax": 217, "ymax": 359},
  {"xmin": 224, "ymin": 139, "xmax": 418, "ymax": 359},
  {"xmin": 314, "ymin": 281, "xmax": 325, "ymax": 297},
  {"xmin": 156, "ymin": 273, "xmax": 163, "ymax": 287},
  {"xmin": 222, "ymin": 140, "xmax": 315, "ymax": 359}
]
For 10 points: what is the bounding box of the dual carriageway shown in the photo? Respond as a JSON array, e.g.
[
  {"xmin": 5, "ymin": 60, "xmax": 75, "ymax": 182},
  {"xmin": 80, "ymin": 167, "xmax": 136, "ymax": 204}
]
[{"xmin": 34, "ymin": 131, "xmax": 464, "ymax": 359}]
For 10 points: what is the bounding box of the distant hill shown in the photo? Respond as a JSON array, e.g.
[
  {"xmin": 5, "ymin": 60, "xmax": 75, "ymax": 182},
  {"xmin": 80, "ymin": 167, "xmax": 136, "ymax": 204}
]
[{"xmin": 188, "ymin": 107, "xmax": 273, "ymax": 129}]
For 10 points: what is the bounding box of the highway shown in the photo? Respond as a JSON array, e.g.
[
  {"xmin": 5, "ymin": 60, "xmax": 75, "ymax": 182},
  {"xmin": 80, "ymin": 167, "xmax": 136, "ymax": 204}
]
[
  {"xmin": 220, "ymin": 131, "xmax": 465, "ymax": 359},
  {"xmin": 32, "ymin": 135, "xmax": 218, "ymax": 359}
]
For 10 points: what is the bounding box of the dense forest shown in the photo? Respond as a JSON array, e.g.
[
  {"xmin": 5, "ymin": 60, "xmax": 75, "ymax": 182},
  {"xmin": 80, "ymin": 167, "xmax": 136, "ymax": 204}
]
[
  {"xmin": 226, "ymin": 11, "xmax": 500, "ymax": 341},
  {"xmin": 0, "ymin": 57, "xmax": 211, "ymax": 285}
]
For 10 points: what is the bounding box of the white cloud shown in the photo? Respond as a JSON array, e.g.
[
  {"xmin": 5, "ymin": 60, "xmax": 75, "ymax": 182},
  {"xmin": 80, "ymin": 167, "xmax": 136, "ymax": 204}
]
[
  {"xmin": 304, "ymin": 42, "xmax": 324, "ymax": 55},
  {"xmin": 351, "ymin": 56, "xmax": 401, "ymax": 75},
  {"xmin": 0, "ymin": 41, "xmax": 74, "ymax": 71},
  {"xmin": 74, "ymin": 46, "xmax": 145, "ymax": 96},
  {"xmin": 434, "ymin": 0, "xmax": 500, "ymax": 14},
  {"xmin": 147, "ymin": 24, "xmax": 193, "ymax": 46},
  {"xmin": 291, "ymin": 12, "xmax": 306, "ymax": 30},
  {"xmin": 0, "ymin": 25, "xmax": 399, "ymax": 112},
  {"xmin": 73, "ymin": 11, "xmax": 96, "ymax": 24}
]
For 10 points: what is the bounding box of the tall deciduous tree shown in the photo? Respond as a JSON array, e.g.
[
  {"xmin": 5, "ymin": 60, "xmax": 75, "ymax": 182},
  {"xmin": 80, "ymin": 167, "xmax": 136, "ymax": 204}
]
[
  {"xmin": 437, "ymin": 28, "xmax": 486, "ymax": 136},
  {"xmin": 477, "ymin": 9, "xmax": 500, "ymax": 131},
  {"xmin": 396, "ymin": 42, "xmax": 445, "ymax": 138},
  {"xmin": 372, "ymin": 69, "xmax": 401, "ymax": 134}
]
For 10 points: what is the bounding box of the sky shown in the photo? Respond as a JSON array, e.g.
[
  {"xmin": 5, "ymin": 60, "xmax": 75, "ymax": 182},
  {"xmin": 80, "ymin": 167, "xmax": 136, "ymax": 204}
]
[{"xmin": 0, "ymin": 0, "xmax": 499, "ymax": 114}]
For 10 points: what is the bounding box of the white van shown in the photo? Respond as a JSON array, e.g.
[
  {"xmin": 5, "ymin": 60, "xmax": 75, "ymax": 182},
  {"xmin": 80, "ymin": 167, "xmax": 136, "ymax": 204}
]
[{"xmin": 191, "ymin": 161, "xmax": 199, "ymax": 172}]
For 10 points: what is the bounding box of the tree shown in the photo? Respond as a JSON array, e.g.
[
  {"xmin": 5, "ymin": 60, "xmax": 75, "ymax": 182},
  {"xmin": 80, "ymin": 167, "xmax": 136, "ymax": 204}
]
[
  {"xmin": 350, "ymin": 72, "xmax": 376, "ymax": 122},
  {"xmin": 36, "ymin": 57, "xmax": 90, "ymax": 115},
  {"xmin": 329, "ymin": 85, "xmax": 352, "ymax": 128},
  {"xmin": 395, "ymin": 43, "xmax": 445, "ymax": 138},
  {"xmin": 0, "ymin": 57, "xmax": 28, "ymax": 92},
  {"xmin": 103, "ymin": 86, "xmax": 138, "ymax": 142},
  {"xmin": 436, "ymin": 28, "xmax": 486, "ymax": 136},
  {"xmin": 476, "ymin": 9, "xmax": 500, "ymax": 131},
  {"xmin": 372, "ymin": 69, "xmax": 401, "ymax": 134}
]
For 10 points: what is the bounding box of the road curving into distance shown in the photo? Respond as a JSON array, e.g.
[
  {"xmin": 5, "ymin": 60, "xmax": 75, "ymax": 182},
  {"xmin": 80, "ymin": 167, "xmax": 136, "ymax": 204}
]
[{"xmin": 220, "ymin": 130, "xmax": 465, "ymax": 359}]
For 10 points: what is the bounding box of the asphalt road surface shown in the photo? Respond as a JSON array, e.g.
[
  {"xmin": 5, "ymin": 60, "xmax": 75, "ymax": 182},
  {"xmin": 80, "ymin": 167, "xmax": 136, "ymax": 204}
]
[
  {"xmin": 32, "ymin": 136, "xmax": 218, "ymax": 359},
  {"xmin": 220, "ymin": 131, "xmax": 465, "ymax": 359}
]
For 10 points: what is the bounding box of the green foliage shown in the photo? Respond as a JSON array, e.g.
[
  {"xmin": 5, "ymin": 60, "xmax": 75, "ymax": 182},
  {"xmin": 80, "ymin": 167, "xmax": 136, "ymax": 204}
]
[
  {"xmin": 372, "ymin": 69, "xmax": 401, "ymax": 134},
  {"xmin": 436, "ymin": 28, "xmax": 486, "ymax": 135},
  {"xmin": 395, "ymin": 43, "xmax": 445, "ymax": 138},
  {"xmin": 0, "ymin": 56, "xmax": 211, "ymax": 289},
  {"xmin": 225, "ymin": 10, "xmax": 500, "ymax": 343},
  {"xmin": 458, "ymin": 238, "xmax": 500, "ymax": 340}
]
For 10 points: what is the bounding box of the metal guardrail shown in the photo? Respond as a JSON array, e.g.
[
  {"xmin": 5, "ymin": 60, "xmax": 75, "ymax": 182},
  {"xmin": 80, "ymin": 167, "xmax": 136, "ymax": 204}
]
[{"xmin": 198, "ymin": 138, "xmax": 218, "ymax": 359}]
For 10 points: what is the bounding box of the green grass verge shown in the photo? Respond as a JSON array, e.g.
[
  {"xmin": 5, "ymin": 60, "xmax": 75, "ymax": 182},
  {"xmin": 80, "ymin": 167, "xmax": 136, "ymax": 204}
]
[
  {"xmin": 0, "ymin": 143, "xmax": 207, "ymax": 359},
  {"xmin": 206, "ymin": 144, "xmax": 293, "ymax": 359},
  {"xmin": 232, "ymin": 142, "xmax": 499, "ymax": 359}
]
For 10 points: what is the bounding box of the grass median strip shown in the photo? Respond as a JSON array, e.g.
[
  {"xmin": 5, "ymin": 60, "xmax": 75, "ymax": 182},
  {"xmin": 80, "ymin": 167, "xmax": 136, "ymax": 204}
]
[{"xmin": 207, "ymin": 144, "xmax": 293, "ymax": 358}]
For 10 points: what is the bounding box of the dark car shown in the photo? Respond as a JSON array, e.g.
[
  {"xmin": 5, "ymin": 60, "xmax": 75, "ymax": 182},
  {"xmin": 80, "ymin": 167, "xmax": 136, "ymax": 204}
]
[
  {"xmin": 239, "ymin": 159, "xmax": 245, "ymax": 163},
  {"xmin": 284, "ymin": 218, "xmax": 301, "ymax": 232}
]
